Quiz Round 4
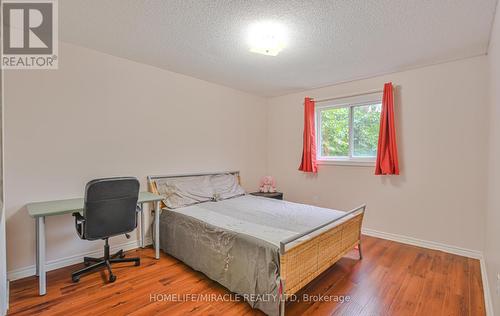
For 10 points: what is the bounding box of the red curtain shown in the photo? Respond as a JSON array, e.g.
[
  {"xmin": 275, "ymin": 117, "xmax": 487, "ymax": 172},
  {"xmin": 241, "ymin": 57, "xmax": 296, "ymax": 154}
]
[
  {"xmin": 299, "ymin": 97, "xmax": 318, "ymax": 173},
  {"xmin": 375, "ymin": 83, "xmax": 400, "ymax": 175}
]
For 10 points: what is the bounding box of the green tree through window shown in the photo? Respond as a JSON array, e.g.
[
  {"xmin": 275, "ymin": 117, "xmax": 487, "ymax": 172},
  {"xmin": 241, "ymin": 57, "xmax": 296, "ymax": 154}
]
[
  {"xmin": 318, "ymin": 102, "xmax": 381, "ymax": 160},
  {"xmin": 353, "ymin": 104, "xmax": 381, "ymax": 157},
  {"xmin": 321, "ymin": 107, "xmax": 349, "ymax": 157}
]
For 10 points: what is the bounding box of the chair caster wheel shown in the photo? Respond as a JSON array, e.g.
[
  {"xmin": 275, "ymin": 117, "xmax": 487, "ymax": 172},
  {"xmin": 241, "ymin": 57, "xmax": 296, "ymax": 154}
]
[
  {"xmin": 72, "ymin": 276, "xmax": 80, "ymax": 283},
  {"xmin": 109, "ymin": 275, "xmax": 116, "ymax": 283}
]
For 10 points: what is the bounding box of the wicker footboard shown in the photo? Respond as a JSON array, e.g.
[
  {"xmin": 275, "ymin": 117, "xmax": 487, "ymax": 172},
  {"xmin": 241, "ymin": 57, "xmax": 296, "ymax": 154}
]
[{"xmin": 279, "ymin": 206, "xmax": 365, "ymax": 311}]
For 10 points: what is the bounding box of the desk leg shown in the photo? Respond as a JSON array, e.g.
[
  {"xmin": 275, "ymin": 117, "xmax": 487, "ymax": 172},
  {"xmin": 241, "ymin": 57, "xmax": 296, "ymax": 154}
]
[
  {"xmin": 138, "ymin": 203, "xmax": 145, "ymax": 248},
  {"xmin": 37, "ymin": 216, "xmax": 46, "ymax": 296},
  {"xmin": 154, "ymin": 200, "xmax": 160, "ymax": 259},
  {"xmin": 35, "ymin": 219, "xmax": 39, "ymax": 276}
]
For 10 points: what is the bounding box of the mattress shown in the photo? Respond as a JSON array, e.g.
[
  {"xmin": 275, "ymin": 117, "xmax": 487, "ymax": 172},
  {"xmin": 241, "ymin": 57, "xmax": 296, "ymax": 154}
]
[{"xmin": 159, "ymin": 195, "xmax": 345, "ymax": 316}]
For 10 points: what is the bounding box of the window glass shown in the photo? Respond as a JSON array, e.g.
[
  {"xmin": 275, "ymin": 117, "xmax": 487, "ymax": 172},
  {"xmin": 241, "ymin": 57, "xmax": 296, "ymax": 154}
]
[
  {"xmin": 317, "ymin": 96, "xmax": 382, "ymax": 162},
  {"xmin": 353, "ymin": 103, "xmax": 382, "ymax": 157},
  {"xmin": 320, "ymin": 107, "xmax": 349, "ymax": 157}
]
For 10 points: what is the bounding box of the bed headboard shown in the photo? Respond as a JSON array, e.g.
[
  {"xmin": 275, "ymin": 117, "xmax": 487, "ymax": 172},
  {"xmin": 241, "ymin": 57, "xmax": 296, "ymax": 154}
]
[{"xmin": 147, "ymin": 171, "xmax": 241, "ymax": 205}]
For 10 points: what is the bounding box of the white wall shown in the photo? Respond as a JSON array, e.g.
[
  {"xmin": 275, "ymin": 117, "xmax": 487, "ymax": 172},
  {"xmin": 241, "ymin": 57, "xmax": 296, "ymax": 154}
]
[
  {"xmin": 2, "ymin": 36, "xmax": 493, "ymax": 312},
  {"xmin": 267, "ymin": 56, "xmax": 488, "ymax": 252},
  {"xmin": 486, "ymin": 3, "xmax": 500, "ymax": 314},
  {"xmin": 4, "ymin": 42, "xmax": 267, "ymax": 274},
  {"xmin": 0, "ymin": 68, "xmax": 7, "ymax": 316},
  {"xmin": 0, "ymin": 207, "xmax": 6, "ymax": 316},
  {"xmin": 0, "ymin": 209, "xmax": 6, "ymax": 315}
]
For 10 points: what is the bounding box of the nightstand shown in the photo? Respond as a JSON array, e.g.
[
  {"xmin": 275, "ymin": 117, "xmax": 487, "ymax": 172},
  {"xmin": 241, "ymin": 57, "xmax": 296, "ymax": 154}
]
[{"xmin": 250, "ymin": 192, "xmax": 283, "ymax": 200}]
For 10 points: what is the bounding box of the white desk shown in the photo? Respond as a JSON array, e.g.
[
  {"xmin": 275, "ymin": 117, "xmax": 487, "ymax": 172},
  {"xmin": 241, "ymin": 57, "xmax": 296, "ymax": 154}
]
[{"xmin": 26, "ymin": 191, "xmax": 163, "ymax": 296}]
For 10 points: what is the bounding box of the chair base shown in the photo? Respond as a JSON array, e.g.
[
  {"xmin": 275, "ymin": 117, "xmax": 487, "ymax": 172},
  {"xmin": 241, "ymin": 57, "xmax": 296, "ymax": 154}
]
[{"xmin": 72, "ymin": 239, "xmax": 140, "ymax": 283}]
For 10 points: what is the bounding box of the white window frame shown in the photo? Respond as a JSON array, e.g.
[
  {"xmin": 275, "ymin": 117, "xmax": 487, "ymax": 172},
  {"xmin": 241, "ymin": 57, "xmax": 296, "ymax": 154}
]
[{"xmin": 315, "ymin": 93, "xmax": 382, "ymax": 167}]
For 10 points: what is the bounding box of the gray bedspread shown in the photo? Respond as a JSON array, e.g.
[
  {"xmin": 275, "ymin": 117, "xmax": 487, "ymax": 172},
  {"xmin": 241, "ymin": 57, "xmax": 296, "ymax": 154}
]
[{"xmin": 159, "ymin": 195, "xmax": 345, "ymax": 315}]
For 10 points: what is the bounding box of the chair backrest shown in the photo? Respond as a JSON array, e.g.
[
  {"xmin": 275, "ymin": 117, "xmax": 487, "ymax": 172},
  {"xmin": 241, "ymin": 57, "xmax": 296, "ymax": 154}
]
[{"xmin": 83, "ymin": 177, "xmax": 140, "ymax": 240}]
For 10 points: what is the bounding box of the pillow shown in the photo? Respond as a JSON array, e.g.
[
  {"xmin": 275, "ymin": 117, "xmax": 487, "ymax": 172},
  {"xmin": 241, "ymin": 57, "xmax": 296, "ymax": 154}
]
[
  {"xmin": 155, "ymin": 175, "xmax": 214, "ymax": 209},
  {"xmin": 210, "ymin": 173, "xmax": 245, "ymax": 200}
]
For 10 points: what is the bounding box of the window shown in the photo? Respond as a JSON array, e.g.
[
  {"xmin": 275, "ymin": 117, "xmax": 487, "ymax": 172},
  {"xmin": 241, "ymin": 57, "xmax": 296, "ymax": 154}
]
[{"xmin": 316, "ymin": 94, "xmax": 382, "ymax": 165}]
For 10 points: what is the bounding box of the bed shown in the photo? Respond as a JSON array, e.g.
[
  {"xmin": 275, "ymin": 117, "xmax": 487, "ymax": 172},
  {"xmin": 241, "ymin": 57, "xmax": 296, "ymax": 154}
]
[{"xmin": 148, "ymin": 171, "xmax": 365, "ymax": 316}]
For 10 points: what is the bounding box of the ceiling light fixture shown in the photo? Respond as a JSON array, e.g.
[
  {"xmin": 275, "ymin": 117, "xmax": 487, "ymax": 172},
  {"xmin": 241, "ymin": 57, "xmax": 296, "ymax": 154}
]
[{"xmin": 247, "ymin": 21, "xmax": 287, "ymax": 56}]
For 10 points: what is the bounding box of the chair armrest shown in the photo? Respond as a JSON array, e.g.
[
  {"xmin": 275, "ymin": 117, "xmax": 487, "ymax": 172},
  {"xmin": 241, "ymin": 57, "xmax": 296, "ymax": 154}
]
[
  {"xmin": 72, "ymin": 212, "xmax": 85, "ymax": 239},
  {"xmin": 72, "ymin": 212, "xmax": 84, "ymax": 222}
]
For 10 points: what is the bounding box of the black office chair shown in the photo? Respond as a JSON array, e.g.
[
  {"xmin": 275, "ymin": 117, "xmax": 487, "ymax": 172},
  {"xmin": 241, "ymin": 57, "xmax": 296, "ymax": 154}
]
[{"xmin": 71, "ymin": 177, "xmax": 141, "ymax": 283}]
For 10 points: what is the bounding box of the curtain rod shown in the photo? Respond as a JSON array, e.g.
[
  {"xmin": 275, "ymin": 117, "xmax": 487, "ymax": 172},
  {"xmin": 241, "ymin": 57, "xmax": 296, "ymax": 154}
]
[{"xmin": 312, "ymin": 88, "xmax": 383, "ymax": 103}]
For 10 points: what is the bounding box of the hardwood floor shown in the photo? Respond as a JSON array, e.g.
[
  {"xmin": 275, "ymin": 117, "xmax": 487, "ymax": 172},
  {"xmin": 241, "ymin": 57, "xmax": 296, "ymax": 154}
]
[{"xmin": 8, "ymin": 235, "xmax": 485, "ymax": 316}]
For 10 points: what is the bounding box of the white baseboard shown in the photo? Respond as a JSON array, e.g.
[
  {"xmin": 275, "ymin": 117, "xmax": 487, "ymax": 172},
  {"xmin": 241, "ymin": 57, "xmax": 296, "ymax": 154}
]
[
  {"xmin": 362, "ymin": 228, "xmax": 482, "ymax": 259},
  {"xmin": 362, "ymin": 228, "xmax": 493, "ymax": 316},
  {"xmin": 1, "ymin": 281, "xmax": 8, "ymax": 316},
  {"xmin": 7, "ymin": 237, "xmax": 152, "ymax": 281},
  {"xmin": 0, "ymin": 280, "xmax": 6, "ymax": 316},
  {"xmin": 5, "ymin": 228, "xmax": 495, "ymax": 316},
  {"xmin": 480, "ymin": 257, "xmax": 495, "ymax": 316}
]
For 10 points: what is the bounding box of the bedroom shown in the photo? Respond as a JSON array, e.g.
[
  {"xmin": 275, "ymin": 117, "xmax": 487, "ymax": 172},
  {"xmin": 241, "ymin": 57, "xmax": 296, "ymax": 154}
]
[{"xmin": 0, "ymin": 0, "xmax": 499, "ymax": 315}]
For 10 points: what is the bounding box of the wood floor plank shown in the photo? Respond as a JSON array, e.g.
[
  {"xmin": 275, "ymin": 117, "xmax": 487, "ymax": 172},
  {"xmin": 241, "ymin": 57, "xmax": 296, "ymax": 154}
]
[
  {"xmin": 468, "ymin": 258, "xmax": 486, "ymax": 316},
  {"xmin": 413, "ymin": 252, "xmax": 448, "ymax": 316},
  {"xmin": 8, "ymin": 236, "xmax": 485, "ymax": 316}
]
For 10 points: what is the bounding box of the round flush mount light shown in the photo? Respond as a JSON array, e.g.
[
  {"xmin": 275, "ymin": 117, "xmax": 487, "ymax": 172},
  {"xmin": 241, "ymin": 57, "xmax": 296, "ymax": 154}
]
[{"xmin": 247, "ymin": 21, "xmax": 287, "ymax": 56}]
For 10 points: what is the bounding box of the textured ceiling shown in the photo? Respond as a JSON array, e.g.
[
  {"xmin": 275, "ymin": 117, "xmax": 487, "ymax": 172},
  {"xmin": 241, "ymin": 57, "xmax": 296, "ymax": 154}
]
[{"xmin": 60, "ymin": 0, "xmax": 498, "ymax": 97}]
